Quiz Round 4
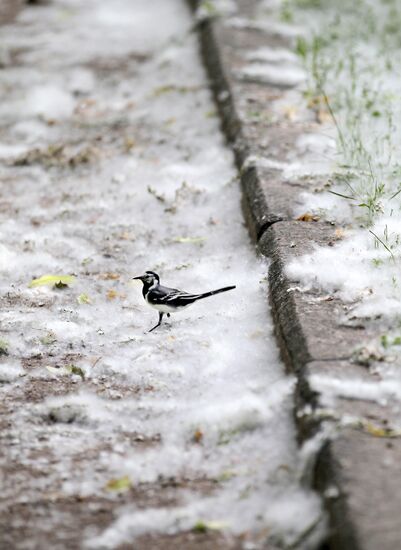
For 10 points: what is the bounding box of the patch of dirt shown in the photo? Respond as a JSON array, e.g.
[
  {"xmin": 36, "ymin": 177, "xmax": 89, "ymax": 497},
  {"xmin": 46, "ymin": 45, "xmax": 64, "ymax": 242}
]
[
  {"xmin": 0, "ymin": 0, "xmax": 24, "ymax": 25},
  {"xmin": 85, "ymin": 52, "xmax": 150, "ymax": 78},
  {"xmin": 11, "ymin": 143, "xmax": 101, "ymax": 168},
  {"xmin": 0, "ymin": 477, "xmax": 230, "ymax": 550}
]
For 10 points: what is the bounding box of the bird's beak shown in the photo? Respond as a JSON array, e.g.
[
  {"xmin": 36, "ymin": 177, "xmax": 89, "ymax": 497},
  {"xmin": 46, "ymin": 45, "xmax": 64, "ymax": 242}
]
[{"xmin": 132, "ymin": 276, "xmax": 143, "ymax": 281}]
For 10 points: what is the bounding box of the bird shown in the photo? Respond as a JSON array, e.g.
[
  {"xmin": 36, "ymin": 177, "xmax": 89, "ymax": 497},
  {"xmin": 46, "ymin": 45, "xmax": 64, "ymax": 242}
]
[{"xmin": 133, "ymin": 271, "xmax": 236, "ymax": 332}]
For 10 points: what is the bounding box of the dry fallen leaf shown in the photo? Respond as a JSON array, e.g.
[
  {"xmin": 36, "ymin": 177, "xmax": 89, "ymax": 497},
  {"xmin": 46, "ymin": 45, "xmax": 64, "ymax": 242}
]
[
  {"xmin": 307, "ymin": 94, "xmax": 325, "ymax": 108},
  {"xmin": 296, "ymin": 213, "xmax": 320, "ymax": 222},
  {"xmin": 124, "ymin": 137, "xmax": 136, "ymax": 152},
  {"xmin": 106, "ymin": 290, "xmax": 126, "ymax": 300},
  {"xmin": 283, "ymin": 105, "xmax": 298, "ymax": 121},
  {"xmin": 193, "ymin": 429, "xmax": 204, "ymax": 444},
  {"xmin": 317, "ymin": 108, "xmax": 332, "ymax": 124},
  {"xmin": 117, "ymin": 231, "xmax": 134, "ymax": 241},
  {"xmin": 334, "ymin": 228, "xmax": 345, "ymax": 240},
  {"xmin": 99, "ymin": 273, "xmax": 120, "ymax": 280}
]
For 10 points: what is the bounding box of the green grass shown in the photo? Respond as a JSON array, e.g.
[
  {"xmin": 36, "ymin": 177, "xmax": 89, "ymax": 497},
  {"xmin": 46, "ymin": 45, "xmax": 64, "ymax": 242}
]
[{"xmin": 287, "ymin": 0, "xmax": 401, "ymax": 258}]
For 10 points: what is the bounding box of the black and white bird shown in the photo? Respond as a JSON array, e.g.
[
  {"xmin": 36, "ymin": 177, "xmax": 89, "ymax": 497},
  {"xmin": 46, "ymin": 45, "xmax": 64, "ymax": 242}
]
[{"xmin": 133, "ymin": 271, "xmax": 236, "ymax": 332}]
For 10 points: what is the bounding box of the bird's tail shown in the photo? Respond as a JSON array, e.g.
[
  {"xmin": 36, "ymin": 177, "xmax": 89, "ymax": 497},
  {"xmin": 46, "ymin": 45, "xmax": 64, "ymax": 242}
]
[{"xmin": 195, "ymin": 285, "xmax": 236, "ymax": 300}]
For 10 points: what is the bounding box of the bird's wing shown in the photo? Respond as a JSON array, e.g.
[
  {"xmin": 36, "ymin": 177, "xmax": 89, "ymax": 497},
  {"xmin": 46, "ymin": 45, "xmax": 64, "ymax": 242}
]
[
  {"xmin": 161, "ymin": 288, "xmax": 200, "ymax": 303},
  {"xmin": 163, "ymin": 291, "xmax": 201, "ymax": 303},
  {"xmin": 149, "ymin": 286, "xmax": 200, "ymax": 304}
]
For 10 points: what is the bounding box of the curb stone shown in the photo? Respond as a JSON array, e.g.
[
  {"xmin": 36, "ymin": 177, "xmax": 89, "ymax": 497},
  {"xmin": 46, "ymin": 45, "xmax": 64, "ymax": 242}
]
[
  {"xmin": 258, "ymin": 223, "xmax": 378, "ymax": 369},
  {"xmin": 188, "ymin": 1, "xmax": 401, "ymax": 549}
]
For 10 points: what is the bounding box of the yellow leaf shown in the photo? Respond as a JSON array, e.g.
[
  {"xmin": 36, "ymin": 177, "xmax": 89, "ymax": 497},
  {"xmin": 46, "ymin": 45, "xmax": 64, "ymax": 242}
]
[
  {"xmin": 29, "ymin": 274, "xmax": 76, "ymax": 288},
  {"xmin": 105, "ymin": 475, "xmax": 132, "ymax": 493},
  {"xmin": 192, "ymin": 520, "xmax": 228, "ymax": 533},
  {"xmin": 77, "ymin": 293, "xmax": 91, "ymax": 304},
  {"xmin": 363, "ymin": 421, "xmax": 401, "ymax": 438}
]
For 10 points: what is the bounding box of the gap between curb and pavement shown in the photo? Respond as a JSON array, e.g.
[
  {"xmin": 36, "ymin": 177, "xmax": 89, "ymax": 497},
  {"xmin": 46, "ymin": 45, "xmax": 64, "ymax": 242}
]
[{"xmin": 187, "ymin": 2, "xmax": 401, "ymax": 550}]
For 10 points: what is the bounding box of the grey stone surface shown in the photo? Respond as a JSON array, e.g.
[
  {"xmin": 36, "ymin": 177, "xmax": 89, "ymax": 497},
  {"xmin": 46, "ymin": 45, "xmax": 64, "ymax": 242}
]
[
  {"xmin": 316, "ymin": 431, "xmax": 401, "ymax": 550},
  {"xmin": 260, "ymin": 222, "xmax": 376, "ymax": 370},
  {"xmin": 195, "ymin": 11, "xmax": 328, "ymax": 237},
  {"xmin": 303, "ymin": 359, "xmax": 401, "ymax": 550},
  {"xmin": 190, "ymin": 1, "xmax": 401, "ymax": 549}
]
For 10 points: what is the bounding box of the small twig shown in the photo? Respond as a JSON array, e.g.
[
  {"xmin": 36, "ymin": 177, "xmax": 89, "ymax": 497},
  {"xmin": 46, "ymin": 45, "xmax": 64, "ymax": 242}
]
[{"xmin": 91, "ymin": 356, "xmax": 102, "ymax": 369}]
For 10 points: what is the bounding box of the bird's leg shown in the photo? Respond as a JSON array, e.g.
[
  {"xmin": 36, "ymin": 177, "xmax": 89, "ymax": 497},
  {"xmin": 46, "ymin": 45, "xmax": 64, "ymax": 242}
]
[{"xmin": 149, "ymin": 312, "xmax": 164, "ymax": 333}]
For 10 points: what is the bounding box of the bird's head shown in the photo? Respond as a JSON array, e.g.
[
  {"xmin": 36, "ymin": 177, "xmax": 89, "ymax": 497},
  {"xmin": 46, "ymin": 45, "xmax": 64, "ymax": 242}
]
[{"xmin": 132, "ymin": 270, "xmax": 160, "ymax": 286}]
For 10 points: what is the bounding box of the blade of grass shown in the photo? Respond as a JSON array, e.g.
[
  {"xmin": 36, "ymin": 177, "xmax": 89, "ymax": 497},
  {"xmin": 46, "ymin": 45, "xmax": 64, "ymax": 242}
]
[
  {"xmin": 389, "ymin": 188, "xmax": 401, "ymax": 200},
  {"xmin": 369, "ymin": 229, "xmax": 395, "ymax": 261},
  {"xmin": 328, "ymin": 190, "xmax": 356, "ymax": 200}
]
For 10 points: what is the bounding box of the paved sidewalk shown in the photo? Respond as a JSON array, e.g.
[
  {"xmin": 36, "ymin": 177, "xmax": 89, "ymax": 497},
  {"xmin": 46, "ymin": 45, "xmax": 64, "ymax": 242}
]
[
  {"xmin": 190, "ymin": 0, "xmax": 401, "ymax": 548},
  {"xmin": 0, "ymin": 1, "xmax": 325, "ymax": 549}
]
